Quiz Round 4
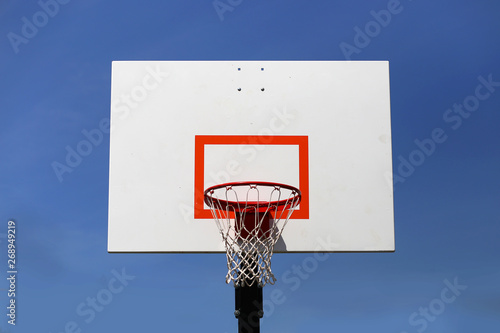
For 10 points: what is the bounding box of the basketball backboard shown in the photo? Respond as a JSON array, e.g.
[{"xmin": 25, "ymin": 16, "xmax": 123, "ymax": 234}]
[{"xmin": 107, "ymin": 61, "xmax": 394, "ymax": 253}]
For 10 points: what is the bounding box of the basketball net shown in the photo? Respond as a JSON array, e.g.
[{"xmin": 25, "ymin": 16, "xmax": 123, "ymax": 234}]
[{"xmin": 204, "ymin": 182, "xmax": 301, "ymax": 287}]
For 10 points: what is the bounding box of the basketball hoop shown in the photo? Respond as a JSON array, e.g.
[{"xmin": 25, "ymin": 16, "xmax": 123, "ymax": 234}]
[{"xmin": 204, "ymin": 181, "xmax": 301, "ymax": 287}]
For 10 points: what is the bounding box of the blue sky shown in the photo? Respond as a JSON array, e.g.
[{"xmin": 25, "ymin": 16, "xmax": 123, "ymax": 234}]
[{"xmin": 1, "ymin": 0, "xmax": 499, "ymax": 332}]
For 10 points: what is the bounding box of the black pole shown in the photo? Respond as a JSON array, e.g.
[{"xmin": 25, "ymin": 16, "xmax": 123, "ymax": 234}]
[
  {"xmin": 233, "ymin": 210, "xmax": 269, "ymax": 333},
  {"xmin": 234, "ymin": 246, "xmax": 263, "ymax": 333},
  {"xmin": 235, "ymin": 283, "xmax": 263, "ymax": 333}
]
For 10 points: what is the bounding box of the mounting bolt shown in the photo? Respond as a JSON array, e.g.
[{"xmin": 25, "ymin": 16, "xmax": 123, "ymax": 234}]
[
  {"xmin": 234, "ymin": 310, "xmax": 241, "ymax": 318},
  {"xmin": 237, "ymin": 88, "xmax": 242, "ymax": 91},
  {"xmin": 257, "ymin": 310, "xmax": 264, "ymax": 318},
  {"xmin": 261, "ymin": 88, "xmax": 265, "ymax": 91}
]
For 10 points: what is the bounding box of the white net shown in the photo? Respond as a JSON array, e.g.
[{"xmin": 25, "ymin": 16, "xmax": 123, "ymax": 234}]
[{"xmin": 204, "ymin": 182, "xmax": 301, "ymax": 287}]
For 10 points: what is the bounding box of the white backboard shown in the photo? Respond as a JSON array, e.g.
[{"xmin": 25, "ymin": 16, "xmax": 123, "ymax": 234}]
[{"xmin": 108, "ymin": 61, "xmax": 394, "ymax": 253}]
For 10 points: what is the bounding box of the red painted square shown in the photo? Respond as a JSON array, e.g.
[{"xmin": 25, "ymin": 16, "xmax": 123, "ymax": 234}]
[{"xmin": 194, "ymin": 135, "xmax": 309, "ymax": 219}]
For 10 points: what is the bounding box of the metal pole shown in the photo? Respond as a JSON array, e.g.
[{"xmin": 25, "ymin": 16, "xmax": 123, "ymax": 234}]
[
  {"xmin": 235, "ymin": 283, "xmax": 263, "ymax": 333},
  {"xmin": 234, "ymin": 245, "xmax": 263, "ymax": 333},
  {"xmin": 233, "ymin": 211, "xmax": 268, "ymax": 332}
]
